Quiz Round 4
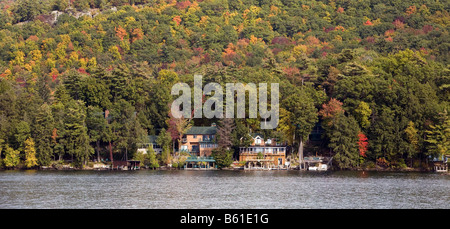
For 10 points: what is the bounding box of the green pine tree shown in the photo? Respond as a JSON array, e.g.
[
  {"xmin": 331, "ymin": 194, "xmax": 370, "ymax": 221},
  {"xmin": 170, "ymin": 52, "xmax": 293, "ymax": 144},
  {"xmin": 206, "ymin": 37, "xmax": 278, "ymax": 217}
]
[
  {"xmin": 64, "ymin": 100, "xmax": 94, "ymax": 168},
  {"xmin": 327, "ymin": 113, "xmax": 360, "ymax": 169},
  {"xmin": 33, "ymin": 104, "xmax": 54, "ymax": 166},
  {"xmin": 425, "ymin": 110, "xmax": 450, "ymax": 159}
]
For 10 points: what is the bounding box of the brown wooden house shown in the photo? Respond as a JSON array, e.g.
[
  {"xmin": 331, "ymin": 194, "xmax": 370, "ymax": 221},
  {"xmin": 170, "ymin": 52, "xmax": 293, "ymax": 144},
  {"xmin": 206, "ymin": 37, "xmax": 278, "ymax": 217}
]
[
  {"xmin": 239, "ymin": 133, "xmax": 287, "ymax": 169},
  {"xmin": 180, "ymin": 123, "xmax": 218, "ymax": 157}
]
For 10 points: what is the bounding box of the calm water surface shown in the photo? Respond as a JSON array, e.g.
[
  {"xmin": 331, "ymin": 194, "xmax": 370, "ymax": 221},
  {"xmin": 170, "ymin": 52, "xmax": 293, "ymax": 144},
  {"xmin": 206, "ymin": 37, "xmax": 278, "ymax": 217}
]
[{"xmin": 0, "ymin": 170, "xmax": 448, "ymax": 209}]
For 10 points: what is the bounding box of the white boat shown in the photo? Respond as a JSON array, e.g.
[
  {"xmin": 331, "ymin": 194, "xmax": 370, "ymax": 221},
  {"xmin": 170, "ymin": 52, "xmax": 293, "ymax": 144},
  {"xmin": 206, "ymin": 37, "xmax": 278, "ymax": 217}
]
[
  {"xmin": 308, "ymin": 164, "xmax": 327, "ymax": 171},
  {"xmin": 308, "ymin": 166, "xmax": 318, "ymax": 171},
  {"xmin": 318, "ymin": 164, "xmax": 328, "ymax": 171}
]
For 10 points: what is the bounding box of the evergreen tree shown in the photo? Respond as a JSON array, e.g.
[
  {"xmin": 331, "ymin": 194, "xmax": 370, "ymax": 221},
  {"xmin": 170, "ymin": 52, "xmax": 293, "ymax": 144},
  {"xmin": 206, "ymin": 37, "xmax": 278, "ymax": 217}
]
[
  {"xmin": 86, "ymin": 106, "xmax": 109, "ymax": 162},
  {"xmin": 14, "ymin": 120, "xmax": 31, "ymax": 154},
  {"xmin": 110, "ymin": 100, "xmax": 147, "ymax": 161},
  {"xmin": 232, "ymin": 119, "xmax": 252, "ymax": 147},
  {"xmin": 283, "ymin": 87, "xmax": 318, "ymax": 166},
  {"xmin": 211, "ymin": 147, "xmax": 233, "ymax": 169},
  {"xmin": 327, "ymin": 113, "xmax": 360, "ymax": 169},
  {"xmin": 64, "ymin": 100, "xmax": 94, "ymax": 168},
  {"xmin": 63, "ymin": 70, "xmax": 84, "ymax": 101},
  {"xmin": 81, "ymin": 76, "xmax": 112, "ymax": 110},
  {"xmin": 425, "ymin": 110, "xmax": 450, "ymax": 160},
  {"xmin": 110, "ymin": 64, "xmax": 130, "ymax": 103},
  {"xmin": 12, "ymin": 0, "xmax": 48, "ymax": 23},
  {"xmin": 51, "ymin": 99, "xmax": 67, "ymax": 161},
  {"xmin": 368, "ymin": 108, "xmax": 410, "ymax": 166},
  {"xmin": 37, "ymin": 74, "xmax": 52, "ymax": 103},
  {"xmin": 33, "ymin": 104, "xmax": 54, "ymax": 166}
]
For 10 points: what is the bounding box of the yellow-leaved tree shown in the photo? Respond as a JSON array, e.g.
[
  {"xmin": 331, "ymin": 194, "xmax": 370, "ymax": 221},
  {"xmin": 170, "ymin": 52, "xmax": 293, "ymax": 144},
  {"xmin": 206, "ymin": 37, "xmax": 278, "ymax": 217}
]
[{"xmin": 24, "ymin": 137, "xmax": 38, "ymax": 168}]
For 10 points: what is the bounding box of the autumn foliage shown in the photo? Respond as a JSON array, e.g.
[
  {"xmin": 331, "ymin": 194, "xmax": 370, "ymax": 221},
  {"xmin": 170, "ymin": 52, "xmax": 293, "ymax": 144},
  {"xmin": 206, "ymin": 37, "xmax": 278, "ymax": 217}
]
[
  {"xmin": 319, "ymin": 98, "xmax": 344, "ymax": 126},
  {"xmin": 358, "ymin": 132, "xmax": 369, "ymax": 157}
]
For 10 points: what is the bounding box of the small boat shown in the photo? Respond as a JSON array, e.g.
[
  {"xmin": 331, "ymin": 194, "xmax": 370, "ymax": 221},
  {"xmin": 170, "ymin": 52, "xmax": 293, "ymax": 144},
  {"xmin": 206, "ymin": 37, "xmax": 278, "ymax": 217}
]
[
  {"xmin": 318, "ymin": 164, "xmax": 328, "ymax": 171},
  {"xmin": 308, "ymin": 166, "xmax": 318, "ymax": 171},
  {"xmin": 308, "ymin": 164, "xmax": 327, "ymax": 171}
]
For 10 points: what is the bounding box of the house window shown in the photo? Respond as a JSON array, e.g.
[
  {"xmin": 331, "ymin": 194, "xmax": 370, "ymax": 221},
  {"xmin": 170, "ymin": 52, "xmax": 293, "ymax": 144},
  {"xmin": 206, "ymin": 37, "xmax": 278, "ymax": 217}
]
[
  {"xmin": 193, "ymin": 135, "xmax": 197, "ymax": 139},
  {"xmin": 255, "ymin": 137, "xmax": 261, "ymax": 145}
]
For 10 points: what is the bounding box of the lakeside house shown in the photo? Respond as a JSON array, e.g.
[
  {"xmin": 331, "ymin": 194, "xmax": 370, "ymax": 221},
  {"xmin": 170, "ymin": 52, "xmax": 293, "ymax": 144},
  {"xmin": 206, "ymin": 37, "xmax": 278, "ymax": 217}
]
[
  {"xmin": 181, "ymin": 123, "xmax": 218, "ymax": 169},
  {"xmin": 430, "ymin": 154, "xmax": 449, "ymax": 172},
  {"xmin": 137, "ymin": 135, "xmax": 163, "ymax": 154},
  {"xmin": 239, "ymin": 133, "xmax": 287, "ymax": 170},
  {"xmin": 304, "ymin": 156, "xmax": 329, "ymax": 171},
  {"xmin": 180, "ymin": 123, "xmax": 218, "ymax": 156}
]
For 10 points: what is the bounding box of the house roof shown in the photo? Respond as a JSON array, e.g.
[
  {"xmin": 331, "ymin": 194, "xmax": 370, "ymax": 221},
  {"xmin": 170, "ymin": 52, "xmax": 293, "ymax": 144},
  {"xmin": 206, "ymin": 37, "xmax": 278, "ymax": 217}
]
[
  {"xmin": 185, "ymin": 126, "xmax": 217, "ymax": 135},
  {"xmin": 144, "ymin": 135, "xmax": 158, "ymax": 144},
  {"xmin": 250, "ymin": 133, "xmax": 264, "ymax": 138},
  {"xmin": 248, "ymin": 133, "xmax": 281, "ymax": 142},
  {"xmin": 137, "ymin": 135, "xmax": 160, "ymax": 148}
]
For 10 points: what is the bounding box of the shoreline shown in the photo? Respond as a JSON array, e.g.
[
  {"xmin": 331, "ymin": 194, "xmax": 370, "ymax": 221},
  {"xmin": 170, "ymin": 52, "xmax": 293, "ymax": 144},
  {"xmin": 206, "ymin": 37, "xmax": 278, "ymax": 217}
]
[{"xmin": 0, "ymin": 165, "xmax": 443, "ymax": 173}]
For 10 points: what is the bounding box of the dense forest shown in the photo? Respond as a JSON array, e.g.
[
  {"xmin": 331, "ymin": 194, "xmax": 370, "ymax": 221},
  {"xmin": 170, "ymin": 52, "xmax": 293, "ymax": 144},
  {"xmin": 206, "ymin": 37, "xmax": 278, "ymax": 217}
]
[{"xmin": 0, "ymin": 0, "xmax": 448, "ymax": 170}]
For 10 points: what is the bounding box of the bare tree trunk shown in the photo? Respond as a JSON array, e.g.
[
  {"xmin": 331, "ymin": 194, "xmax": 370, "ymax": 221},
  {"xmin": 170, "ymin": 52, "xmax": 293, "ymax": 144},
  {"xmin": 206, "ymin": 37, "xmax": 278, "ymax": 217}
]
[
  {"xmin": 96, "ymin": 140, "xmax": 100, "ymax": 162},
  {"xmin": 109, "ymin": 141, "xmax": 113, "ymax": 163},
  {"xmin": 298, "ymin": 136, "xmax": 304, "ymax": 170}
]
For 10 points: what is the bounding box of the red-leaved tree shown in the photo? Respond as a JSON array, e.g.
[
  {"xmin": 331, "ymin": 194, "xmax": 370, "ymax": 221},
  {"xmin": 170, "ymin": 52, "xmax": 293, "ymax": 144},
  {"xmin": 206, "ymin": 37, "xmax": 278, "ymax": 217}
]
[
  {"xmin": 318, "ymin": 98, "xmax": 344, "ymax": 127},
  {"xmin": 358, "ymin": 132, "xmax": 369, "ymax": 157}
]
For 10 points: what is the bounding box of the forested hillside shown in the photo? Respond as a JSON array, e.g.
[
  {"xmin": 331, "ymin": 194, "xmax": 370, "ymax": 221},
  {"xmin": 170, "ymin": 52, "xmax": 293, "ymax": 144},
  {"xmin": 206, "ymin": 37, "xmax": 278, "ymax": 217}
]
[{"xmin": 0, "ymin": 0, "xmax": 448, "ymax": 169}]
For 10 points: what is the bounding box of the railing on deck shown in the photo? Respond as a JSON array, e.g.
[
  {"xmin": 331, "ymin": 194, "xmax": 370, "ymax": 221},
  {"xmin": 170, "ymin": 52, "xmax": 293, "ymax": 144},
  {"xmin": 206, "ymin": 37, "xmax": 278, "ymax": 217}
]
[{"xmin": 185, "ymin": 156, "xmax": 215, "ymax": 162}]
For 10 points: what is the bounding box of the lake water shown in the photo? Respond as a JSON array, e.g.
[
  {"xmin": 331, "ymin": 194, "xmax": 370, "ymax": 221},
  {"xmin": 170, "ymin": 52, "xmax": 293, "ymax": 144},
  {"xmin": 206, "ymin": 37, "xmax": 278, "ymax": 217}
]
[{"xmin": 0, "ymin": 170, "xmax": 448, "ymax": 209}]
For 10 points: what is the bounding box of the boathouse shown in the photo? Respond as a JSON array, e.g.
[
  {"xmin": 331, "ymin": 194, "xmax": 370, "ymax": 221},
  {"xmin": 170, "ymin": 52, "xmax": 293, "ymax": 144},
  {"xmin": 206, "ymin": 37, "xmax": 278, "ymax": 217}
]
[
  {"xmin": 112, "ymin": 160, "xmax": 141, "ymax": 170},
  {"xmin": 304, "ymin": 156, "xmax": 329, "ymax": 171},
  {"xmin": 430, "ymin": 154, "xmax": 449, "ymax": 172},
  {"xmin": 184, "ymin": 156, "xmax": 217, "ymax": 170}
]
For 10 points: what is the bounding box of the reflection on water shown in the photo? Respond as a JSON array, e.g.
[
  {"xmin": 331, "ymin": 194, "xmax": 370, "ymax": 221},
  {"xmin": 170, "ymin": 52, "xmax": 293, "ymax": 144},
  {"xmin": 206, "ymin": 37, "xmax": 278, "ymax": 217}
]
[{"xmin": 0, "ymin": 170, "xmax": 448, "ymax": 209}]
